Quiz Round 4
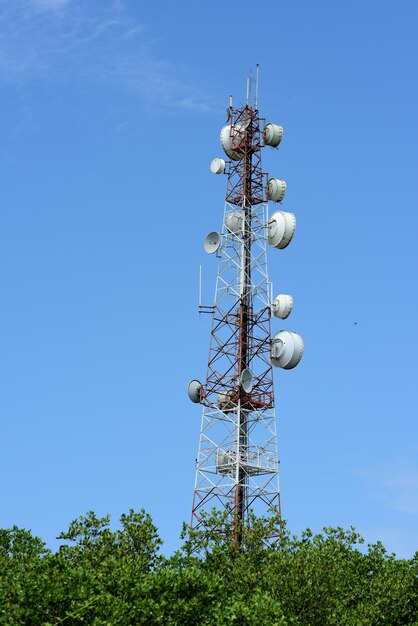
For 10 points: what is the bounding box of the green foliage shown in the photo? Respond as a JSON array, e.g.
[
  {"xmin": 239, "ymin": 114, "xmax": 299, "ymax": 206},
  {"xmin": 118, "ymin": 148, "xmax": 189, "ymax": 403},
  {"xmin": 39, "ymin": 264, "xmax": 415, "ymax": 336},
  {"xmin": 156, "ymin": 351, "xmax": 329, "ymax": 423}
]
[
  {"xmin": 0, "ymin": 509, "xmax": 417, "ymax": 625},
  {"xmin": 0, "ymin": 526, "xmax": 52, "ymax": 625}
]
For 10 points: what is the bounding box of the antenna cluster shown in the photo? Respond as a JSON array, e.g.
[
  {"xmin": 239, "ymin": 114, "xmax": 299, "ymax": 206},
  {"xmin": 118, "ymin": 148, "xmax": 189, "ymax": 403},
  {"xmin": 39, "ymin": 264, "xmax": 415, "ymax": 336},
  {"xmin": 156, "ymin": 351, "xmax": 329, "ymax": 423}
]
[{"xmin": 188, "ymin": 72, "xmax": 304, "ymax": 547}]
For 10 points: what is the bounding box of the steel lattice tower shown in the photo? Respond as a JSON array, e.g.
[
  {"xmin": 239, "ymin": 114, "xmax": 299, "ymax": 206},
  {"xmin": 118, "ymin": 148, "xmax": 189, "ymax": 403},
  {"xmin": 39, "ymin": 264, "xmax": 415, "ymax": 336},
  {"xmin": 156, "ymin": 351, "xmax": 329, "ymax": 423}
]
[{"xmin": 188, "ymin": 77, "xmax": 304, "ymax": 546}]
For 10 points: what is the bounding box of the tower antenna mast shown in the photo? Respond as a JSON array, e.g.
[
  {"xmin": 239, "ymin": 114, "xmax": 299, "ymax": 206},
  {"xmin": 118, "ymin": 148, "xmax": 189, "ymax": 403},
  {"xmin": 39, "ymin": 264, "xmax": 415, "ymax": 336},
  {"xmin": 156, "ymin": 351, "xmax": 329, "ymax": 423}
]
[{"xmin": 188, "ymin": 71, "xmax": 304, "ymax": 547}]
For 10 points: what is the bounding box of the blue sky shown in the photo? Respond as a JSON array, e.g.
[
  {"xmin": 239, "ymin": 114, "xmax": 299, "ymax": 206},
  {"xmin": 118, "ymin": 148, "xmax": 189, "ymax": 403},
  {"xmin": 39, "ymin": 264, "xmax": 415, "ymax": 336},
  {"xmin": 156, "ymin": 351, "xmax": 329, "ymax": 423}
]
[{"xmin": 0, "ymin": 0, "xmax": 417, "ymax": 557}]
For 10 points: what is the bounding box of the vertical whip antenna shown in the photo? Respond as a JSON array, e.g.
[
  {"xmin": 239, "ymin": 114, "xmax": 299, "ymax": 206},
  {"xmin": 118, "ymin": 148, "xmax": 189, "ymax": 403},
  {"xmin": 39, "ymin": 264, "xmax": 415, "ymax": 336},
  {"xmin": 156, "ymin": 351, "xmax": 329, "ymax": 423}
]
[
  {"xmin": 198, "ymin": 265, "xmax": 202, "ymax": 311},
  {"xmin": 254, "ymin": 63, "xmax": 260, "ymax": 109}
]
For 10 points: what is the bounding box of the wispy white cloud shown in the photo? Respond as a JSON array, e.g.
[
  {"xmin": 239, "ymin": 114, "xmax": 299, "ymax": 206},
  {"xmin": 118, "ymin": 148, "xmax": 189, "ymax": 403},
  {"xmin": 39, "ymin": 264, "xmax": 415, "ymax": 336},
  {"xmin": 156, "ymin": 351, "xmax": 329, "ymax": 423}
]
[{"xmin": 0, "ymin": 0, "xmax": 209, "ymax": 111}]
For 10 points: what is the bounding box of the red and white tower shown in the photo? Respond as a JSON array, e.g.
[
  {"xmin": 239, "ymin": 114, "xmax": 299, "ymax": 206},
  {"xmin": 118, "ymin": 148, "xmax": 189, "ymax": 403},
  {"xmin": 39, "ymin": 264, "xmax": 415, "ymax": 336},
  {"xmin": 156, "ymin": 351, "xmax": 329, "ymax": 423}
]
[{"xmin": 188, "ymin": 73, "xmax": 304, "ymax": 546}]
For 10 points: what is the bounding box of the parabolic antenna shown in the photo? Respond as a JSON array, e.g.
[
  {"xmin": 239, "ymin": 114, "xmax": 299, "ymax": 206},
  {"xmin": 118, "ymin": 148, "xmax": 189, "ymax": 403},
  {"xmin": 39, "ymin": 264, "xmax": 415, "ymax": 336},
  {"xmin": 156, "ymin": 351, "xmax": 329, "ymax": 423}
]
[
  {"xmin": 188, "ymin": 379, "xmax": 202, "ymax": 403},
  {"xmin": 240, "ymin": 368, "xmax": 253, "ymax": 393},
  {"xmin": 220, "ymin": 124, "xmax": 243, "ymax": 161},
  {"xmin": 225, "ymin": 210, "xmax": 243, "ymax": 234},
  {"xmin": 271, "ymin": 294, "xmax": 293, "ymax": 319},
  {"xmin": 267, "ymin": 178, "xmax": 287, "ymax": 203},
  {"xmin": 271, "ymin": 331, "xmax": 304, "ymax": 370},
  {"xmin": 210, "ymin": 158, "xmax": 226, "ymax": 175},
  {"xmin": 267, "ymin": 211, "xmax": 296, "ymax": 250},
  {"xmin": 263, "ymin": 123, "xmax": 283, "ymax": 148},
  {"xmin": 204, "ymin": 231, "xmax": 221, "ymax": 254}
]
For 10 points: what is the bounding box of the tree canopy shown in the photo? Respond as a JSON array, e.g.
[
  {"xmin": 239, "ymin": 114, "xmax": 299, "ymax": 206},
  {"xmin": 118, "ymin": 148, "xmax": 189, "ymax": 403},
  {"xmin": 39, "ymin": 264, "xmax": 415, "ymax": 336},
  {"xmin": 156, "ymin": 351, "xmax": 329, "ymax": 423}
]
[{"xmin": 0, "ymin": 509, "xmax": 417, "ymax": 625}]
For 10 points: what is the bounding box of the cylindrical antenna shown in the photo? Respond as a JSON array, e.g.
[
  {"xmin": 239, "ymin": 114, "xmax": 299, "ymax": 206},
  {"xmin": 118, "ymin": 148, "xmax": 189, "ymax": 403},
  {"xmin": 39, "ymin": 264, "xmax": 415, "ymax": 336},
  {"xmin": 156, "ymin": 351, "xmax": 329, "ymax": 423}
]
[
  {"xmin": 246, "ymin": 78, "xmax": 249, "ymax": 104},
  {"xmin": 229, "ymin": 95, "xmax": 233, "ymax": 109},
  {"xmin": 254, "ymin": 64, "xmax": 260, "ymax": 109},
  {"xmin": 198, "ymin": 264, "xmax": 202, "ymax": 311}
]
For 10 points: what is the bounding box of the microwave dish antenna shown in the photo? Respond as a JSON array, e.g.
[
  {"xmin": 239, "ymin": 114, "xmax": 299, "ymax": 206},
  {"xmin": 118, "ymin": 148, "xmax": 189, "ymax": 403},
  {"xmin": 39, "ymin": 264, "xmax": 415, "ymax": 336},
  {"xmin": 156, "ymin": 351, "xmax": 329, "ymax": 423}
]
[
  {"xmin": 268, "ymin": 211, "xmax": 296, "ymax": 249},
  {"xmin": 220, "ymin": 124, "xmax": 244, "ymax": 161},
  {"xmin": 240, "ymin": 368, "xmax": 253, "ymax": 393},
  {"xmin": 267, "ymin": 178, "xmax": 287, "ymax": 202},
  {"xmin": 204, "ymin": 231, "xmax": 221, "ymax": 254},
  {"xmin": 264, "ymin": 124, "xmax": 283, "ymax": 148},
  {"xmin": 271, "ymin": 331, "xmax": 304, "ymax": 370},
  {"xmin": 188, "ymin": 379, "xmax": 202, "ymax": 403},
  {"xmin": 210, "ymin": 158, "xmax": 226, "ymax": 174},
  {"xmin": 225, "ymin": 210, "xmax": 243, "ymax": 234},
  {"xmin": 271, "ymin": 294, "xmax": 293, "ymax": 319}
]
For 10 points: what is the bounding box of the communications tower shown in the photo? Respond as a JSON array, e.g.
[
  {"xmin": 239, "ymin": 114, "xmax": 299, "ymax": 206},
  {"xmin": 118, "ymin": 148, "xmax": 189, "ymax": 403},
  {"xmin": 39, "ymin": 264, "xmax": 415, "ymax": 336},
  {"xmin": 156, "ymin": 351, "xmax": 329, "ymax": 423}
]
[{"xmin": 188, "ymin": 71, "xmax": 304, "ymax": 546}]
